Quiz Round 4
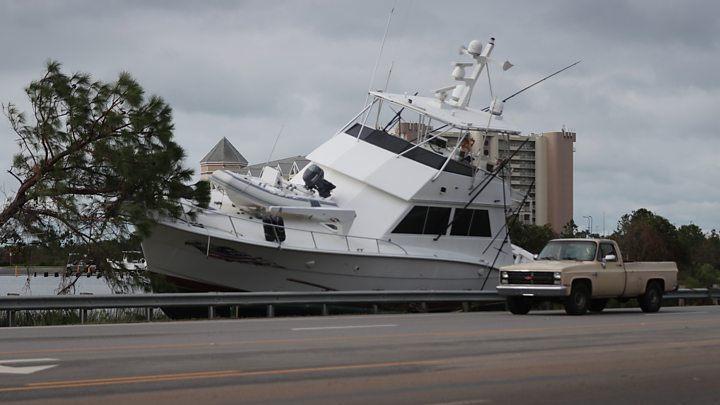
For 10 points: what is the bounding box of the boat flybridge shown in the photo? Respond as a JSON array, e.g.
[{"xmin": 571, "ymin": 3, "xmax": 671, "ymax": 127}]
[{"xmin": 142, "ymin": 37, "xmax": 530, "ymax": 293}]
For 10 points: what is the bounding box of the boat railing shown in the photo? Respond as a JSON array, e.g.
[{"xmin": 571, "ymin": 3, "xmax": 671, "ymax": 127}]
[{"xmin": 179, "ymin": 205, "xmax": 409, "ymax": 256}]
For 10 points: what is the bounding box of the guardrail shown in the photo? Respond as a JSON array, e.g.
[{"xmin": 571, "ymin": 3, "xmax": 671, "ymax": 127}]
[{"xmin": 1, "ymin": 288, "xmax": 717, "ymax": 327}]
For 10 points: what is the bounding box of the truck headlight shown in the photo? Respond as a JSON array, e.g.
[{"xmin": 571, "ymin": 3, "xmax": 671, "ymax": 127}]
[
  {"xmin": 554, "ymin": 272, "xmax": 562, "ymax": 285},
  {"xmin": 501, "ymin": 271, "xmax": 508, "ymax": 284}
]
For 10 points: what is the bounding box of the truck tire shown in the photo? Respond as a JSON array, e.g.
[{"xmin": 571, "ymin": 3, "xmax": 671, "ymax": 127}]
[
  {"xmin": 564, "ymin": 283, "xmax": 590, "ymax": 315},
  {"xmin": 589, "ymin": 299, "xmax": 608, "ymax": 313},
  {"xmin": 507, "ymin": 297, "xmax": 532, "ymax": 315},
  {"xmin": 639, "ymin": 281, "xmax": 663, "ymax": 313}
]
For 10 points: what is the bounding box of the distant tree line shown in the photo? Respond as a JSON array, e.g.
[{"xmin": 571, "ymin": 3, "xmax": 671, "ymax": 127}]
[
  {"xmin": 508, "ymin": 208, "xmax": 720, "ymax": 288},
  {"xmin": 0, "ymin": 234, "xmax": 142, "ymax": 268}
]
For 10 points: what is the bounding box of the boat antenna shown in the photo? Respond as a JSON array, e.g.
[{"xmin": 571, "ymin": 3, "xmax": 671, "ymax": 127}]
[
  {"xmin": 265, "ymin": 123, "xmax": 285, "ymax": 167},
  {"xmin": 482, "ymin": 60, "xmax": 581, "ymax": 111},
  {"xmin": 383, "ymin": 61, "xmax": 394, "ymax": 91},
  {"xmin": 374, "ymin": 61, "xmax": 395, "ymax": 127},
  {"xmin": 364, "ymin": 1, "xmax": 397, "ymax": 107}
]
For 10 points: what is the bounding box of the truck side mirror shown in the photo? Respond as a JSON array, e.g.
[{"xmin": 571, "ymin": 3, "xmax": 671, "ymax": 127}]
[{"xmin": 601, "ymin": 254, "xmax": 616, "ymax": 269}]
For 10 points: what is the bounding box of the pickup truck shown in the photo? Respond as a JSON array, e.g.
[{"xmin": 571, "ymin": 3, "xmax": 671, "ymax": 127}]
[{"xmin": 496, "ymin": 238, "xmax": 678, "ymax": 315}]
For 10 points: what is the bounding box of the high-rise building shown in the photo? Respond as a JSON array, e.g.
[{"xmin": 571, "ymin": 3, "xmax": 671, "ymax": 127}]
[{"xmin": 496, "ymin": 130, "xmax": 576, "ymax": 233}]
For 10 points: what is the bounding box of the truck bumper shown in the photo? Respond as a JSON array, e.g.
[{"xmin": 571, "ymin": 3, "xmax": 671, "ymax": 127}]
[{"xmin": 496, "ymin": 285, "xmax": 568, "ymax": 297}]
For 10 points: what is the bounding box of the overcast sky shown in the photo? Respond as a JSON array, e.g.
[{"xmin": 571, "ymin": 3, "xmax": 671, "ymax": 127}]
[{"xmin": 1, "ymin": 0, "xmax": 719, "ymax": 234}]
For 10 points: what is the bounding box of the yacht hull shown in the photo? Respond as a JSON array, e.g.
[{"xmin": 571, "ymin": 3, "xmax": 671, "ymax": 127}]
[{"xmin": 142, "ymin": 221, "xmax": 499, "ymax": 292}]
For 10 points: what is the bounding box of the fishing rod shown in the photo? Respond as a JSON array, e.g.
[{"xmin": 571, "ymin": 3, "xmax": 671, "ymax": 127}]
[
  {"xmin": 482, "ymin": 178, "xmax": 535, "ymax": 256},
  {"xmin": 481, "ymin": 60, "xmax": 581, "ymax": 112},
  {"xmin": 481, "ymin": 172, "xmax": 511, "ymax": 289},
  {"xmin": 480, "ymin": 174, "xmax": 536, "ymax": 288},
  {"xmin": 466, "ymin": 137, "xmax": 530, "ymax": 197},
  {"xmin": 381, "ymin": 91, "xmax": 419, "ymax": 132},
  {"xmin": 433, "ymin": 137, "xmax": 529, "ymax": 241}
]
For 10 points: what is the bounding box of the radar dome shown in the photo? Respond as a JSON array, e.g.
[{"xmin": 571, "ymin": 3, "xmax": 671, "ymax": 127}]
[{"xmin": 467, "ymin": 40, "xmax": 483, "ymax": 56}]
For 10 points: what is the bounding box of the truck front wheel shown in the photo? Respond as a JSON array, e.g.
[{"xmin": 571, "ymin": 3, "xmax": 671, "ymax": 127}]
[
  {"xmin": 507, "ymin": 296, "xmax": 532, "ymax": 315},
  {"xmin": 564, "ymin": 283, "xmax": 590, "ymax": 315},
  {"xmin": 639, "ymin": 282, "xmax": 663, "ymax": 313}
]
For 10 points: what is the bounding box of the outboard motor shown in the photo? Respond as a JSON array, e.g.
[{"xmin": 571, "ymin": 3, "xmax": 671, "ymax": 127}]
[{"xmin": 302, "ymin": 164, "xmax": 336, "ymax": 198}]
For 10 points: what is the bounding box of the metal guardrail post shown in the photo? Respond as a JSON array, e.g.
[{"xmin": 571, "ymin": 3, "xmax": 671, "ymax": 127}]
[
  {"xmin": 208, "ymin": 305, "xmax": 214, "ymax": 320},
  {"xmin": 322, "ymin": 304, "xmax": 328, "ymax": 316},
  {"xmin": 7, "ymin": 310, "xmax": 12, "ymax": 327},
  {"xmin": 267, "ymin": 304, "xmax": 274, "ymax": 318},
  {"xmin": 146, "ymin": 307, "xmax": 152, "ymax": 321},
  {"xmin": 80, "ymin": 309, "xmax": 86, "ymax": 324},
  {"xmin": 462, "ymin": 302, "xmax": 469, "ymax": 312}
]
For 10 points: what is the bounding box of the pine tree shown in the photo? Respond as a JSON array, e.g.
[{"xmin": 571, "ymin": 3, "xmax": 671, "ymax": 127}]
[{"xmin": 1, "ymin": 61, "xmax": 209, "ymax": 248}]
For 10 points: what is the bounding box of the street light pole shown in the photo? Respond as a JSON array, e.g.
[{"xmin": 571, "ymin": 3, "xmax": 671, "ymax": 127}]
[{"xmin": 582, "ymin": 215, "xmax": 593, "ymax": 236}]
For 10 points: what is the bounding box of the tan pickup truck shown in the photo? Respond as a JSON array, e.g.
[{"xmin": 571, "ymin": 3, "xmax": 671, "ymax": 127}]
[{"xmin": 497, "ymin": 238, "xmax": 678, "ymax": 315}]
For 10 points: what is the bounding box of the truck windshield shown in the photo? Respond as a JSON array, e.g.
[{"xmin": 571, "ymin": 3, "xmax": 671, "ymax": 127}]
[{"xmin": 537, "ymin": 241, "xmax": 597, "ymax": 261}]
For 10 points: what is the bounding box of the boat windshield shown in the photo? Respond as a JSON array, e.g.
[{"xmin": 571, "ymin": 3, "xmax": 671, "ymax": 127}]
[{"xmin": 537, "ymin": 241, "xmax": 597, "ymax": 261}]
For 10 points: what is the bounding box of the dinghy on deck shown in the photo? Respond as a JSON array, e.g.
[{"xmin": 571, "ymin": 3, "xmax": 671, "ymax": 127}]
[{"xmin": 211, "ymin": 166, "xmax": 337, "ymax": 209}]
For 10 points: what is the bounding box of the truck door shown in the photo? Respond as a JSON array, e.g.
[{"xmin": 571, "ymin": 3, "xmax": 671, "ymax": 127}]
[{"xmin": 592, "ymin": 242, "xmax": 626, "ymax": 296}]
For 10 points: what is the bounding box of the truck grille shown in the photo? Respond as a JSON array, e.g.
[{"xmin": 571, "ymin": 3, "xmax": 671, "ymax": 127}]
[{"xmin": 507, "ymin": 271, "xmax": 555, "ymax": 285}]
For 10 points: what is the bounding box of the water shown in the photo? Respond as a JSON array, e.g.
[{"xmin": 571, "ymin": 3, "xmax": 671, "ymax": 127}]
[{"xmin": 1, "ymin": 267, "xmax": 120, "ymax": 296}]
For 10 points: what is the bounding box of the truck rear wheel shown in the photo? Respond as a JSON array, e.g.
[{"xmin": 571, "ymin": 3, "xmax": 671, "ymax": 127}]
[
  {"xmin": 507, "ymin": 296, "xmax": 532, "ymax": 315},
  {"xmin": 639, "ymin": 281, "xmax": 663, "ymax": 313},
  {"xmin": 564, "ymin": 283, "xmax": 589, "ymax": 315}
]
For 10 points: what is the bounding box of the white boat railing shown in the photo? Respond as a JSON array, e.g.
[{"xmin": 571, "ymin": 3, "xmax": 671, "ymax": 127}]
[{"xmin": 179, "ymin": 205, "xmax": 409, "ymax": 256}]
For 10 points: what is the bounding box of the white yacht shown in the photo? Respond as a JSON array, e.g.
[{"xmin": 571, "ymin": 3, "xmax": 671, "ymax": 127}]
[{"xmin": 142, "ymin": 37, "xmax": 526, "ymax": 292}]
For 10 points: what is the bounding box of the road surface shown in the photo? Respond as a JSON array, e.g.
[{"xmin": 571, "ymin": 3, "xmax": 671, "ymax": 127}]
[{"xmin": 1, "ymin": 306, "xmax": 719, "ymax": 404}]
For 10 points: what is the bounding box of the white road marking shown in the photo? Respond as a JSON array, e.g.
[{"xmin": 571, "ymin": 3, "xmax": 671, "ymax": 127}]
[
  {"xmin": 654, "ymin": 311, "xmax": 708, "ymax": 316},
  {"xmin": 291, "ymin": 324, "xmax": 397, "ymax": 331},
  {"xmin": 0, "ymin": 358, "xmax": 59, "ymax": 375}
]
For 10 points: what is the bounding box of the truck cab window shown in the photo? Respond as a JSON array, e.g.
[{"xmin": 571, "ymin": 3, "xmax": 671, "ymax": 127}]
[{"xmin": 600, "ymin": 243, "xmax": 617, "ymax": 261}]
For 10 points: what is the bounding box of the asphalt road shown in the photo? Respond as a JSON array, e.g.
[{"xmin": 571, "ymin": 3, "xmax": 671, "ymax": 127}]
[{"xmin": 1, "ymin": 306, "xmax": 719, "ymax": 404}]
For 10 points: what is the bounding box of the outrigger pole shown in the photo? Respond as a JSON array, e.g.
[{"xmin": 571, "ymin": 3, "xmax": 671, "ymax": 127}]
[{"xmin": 482, "ymin": 60, "xmax": 581, "ymax": 112}]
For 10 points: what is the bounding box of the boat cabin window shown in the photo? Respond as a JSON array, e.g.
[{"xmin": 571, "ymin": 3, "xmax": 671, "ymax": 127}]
[
  {"xmin": 392, "ymin": 206, "xmax": 451, "ymax": 235},
  {"xmin": 449, "ymin": 209, "xmax": 491, "ymax": 237}
]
